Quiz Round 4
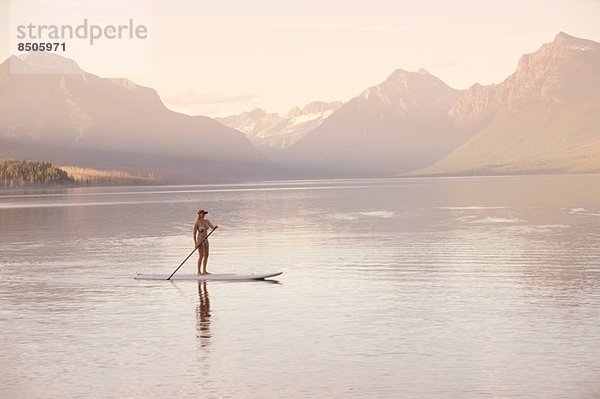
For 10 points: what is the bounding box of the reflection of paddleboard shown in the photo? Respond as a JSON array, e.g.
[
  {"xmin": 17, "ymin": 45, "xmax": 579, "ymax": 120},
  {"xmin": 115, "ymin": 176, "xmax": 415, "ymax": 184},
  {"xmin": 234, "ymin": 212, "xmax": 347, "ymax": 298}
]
[{"xmin": 134, "ymin": 272, "xmax": 282, "ymax": 281}]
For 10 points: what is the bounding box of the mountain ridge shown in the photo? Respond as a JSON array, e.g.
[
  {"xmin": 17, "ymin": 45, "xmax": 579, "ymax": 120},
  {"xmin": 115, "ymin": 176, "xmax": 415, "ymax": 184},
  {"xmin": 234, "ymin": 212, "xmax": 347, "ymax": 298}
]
[
  {"xmin": 414, "ymin": 32, "xmax": 600, "ymax": 176},
  {"xmin": 217, "ymin": 101, "xmax": 343, "ymax": 151},
  {"xmin": 2, "ymin": 32, "xmax": 599, "ymax": 181},
  {"xmin": 282, "ymin": 68, "xmax": 468, "ymax": 176},
  {"xmin": 0, "ymin": 52, "xmax": 273, "ymax": 181}
]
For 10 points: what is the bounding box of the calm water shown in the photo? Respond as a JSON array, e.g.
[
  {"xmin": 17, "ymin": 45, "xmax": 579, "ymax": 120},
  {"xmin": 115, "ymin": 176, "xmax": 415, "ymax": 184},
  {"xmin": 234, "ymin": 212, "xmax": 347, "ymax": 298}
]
[{"xmin": 1, "ymin": 175, "xmax": 600, "ymax": 398}]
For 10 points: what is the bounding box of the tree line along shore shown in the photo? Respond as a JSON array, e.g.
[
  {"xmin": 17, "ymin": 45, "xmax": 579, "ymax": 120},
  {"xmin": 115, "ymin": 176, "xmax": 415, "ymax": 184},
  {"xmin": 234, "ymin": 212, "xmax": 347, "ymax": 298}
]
[
  {"xmin": 1, "ymin": 159, "xmax": 74, "ymax": 188},
  {"xmin": 0, "ymin": 159, "xmax": 161, "ymax": 188}
]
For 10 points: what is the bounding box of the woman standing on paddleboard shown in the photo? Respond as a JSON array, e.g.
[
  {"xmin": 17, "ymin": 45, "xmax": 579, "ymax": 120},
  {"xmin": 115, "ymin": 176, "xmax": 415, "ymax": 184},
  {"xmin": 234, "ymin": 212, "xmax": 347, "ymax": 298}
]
[{"xmin": 194, "ymin": 209, "xmax": 218, "ymax": 274}]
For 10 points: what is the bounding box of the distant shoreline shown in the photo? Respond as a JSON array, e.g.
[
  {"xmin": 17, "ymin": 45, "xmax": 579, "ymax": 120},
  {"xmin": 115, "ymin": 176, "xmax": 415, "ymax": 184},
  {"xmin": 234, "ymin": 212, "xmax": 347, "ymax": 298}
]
[{"xmin": 2, "ymin": 171, "xmax": 600, "ymax": 192}]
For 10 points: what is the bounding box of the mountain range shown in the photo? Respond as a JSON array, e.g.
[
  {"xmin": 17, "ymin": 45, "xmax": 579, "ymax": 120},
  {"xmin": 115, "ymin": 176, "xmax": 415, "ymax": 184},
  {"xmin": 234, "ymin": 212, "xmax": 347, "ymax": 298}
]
[
  {"xmin": 218, "ymin": 32, "xmax": 599, "ymax": 177},
  {"xmin": 1, "ymin": 32, "xmax": 599, "ymax": 182},
  {"xmin": 217, "ymin": 101, "xmax": 342, "ymax": 153},
  {"xmin": 0, "ymin": 52, "xmax": 272, "ymax": 182},
  {"xmin": 282, "ymin": 69, "xmax": 468, "ymax": 175},
  {"xmin": 415, "ymin": 32, "xmax": 600, "ymax": 175}
]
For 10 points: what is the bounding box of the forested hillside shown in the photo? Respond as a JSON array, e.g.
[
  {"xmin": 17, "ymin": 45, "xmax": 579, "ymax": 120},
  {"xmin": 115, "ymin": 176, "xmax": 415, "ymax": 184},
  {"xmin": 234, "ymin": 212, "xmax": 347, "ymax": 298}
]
[{"xmin": 0, "ymin": 159, "xmax": 74, "ymax": 188}]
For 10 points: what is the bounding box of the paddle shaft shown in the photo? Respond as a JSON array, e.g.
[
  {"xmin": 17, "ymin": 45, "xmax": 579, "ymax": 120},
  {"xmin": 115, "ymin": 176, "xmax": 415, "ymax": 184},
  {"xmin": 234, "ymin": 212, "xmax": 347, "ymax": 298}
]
[{"xmin": 167, "ymin": 227, "xmax": 217, "ymax": 280}]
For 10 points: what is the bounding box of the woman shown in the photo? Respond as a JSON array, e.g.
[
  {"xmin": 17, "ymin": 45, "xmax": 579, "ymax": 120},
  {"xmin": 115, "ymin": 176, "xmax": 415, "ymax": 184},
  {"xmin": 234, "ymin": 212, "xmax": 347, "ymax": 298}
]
[{"xmin": 194, "ymin": 209, "xmax": 218, "ymax": 274}]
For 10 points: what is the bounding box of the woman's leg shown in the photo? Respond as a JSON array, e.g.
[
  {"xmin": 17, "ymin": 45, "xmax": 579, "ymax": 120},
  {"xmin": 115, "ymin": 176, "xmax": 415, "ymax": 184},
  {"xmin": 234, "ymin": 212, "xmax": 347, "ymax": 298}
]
[
  {"xmin": 197, "ymin": 241, "xmax": 206, "ymax": 274},
  {"xmin": 202, "ymin": 241, "xmax": 210, "ymax": 274}
]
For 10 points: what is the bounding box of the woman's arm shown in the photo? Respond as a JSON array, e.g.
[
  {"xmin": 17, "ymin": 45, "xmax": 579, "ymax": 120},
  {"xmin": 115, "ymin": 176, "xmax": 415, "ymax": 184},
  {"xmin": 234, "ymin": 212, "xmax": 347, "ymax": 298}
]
[{"xmin": 206, "ymin": 220, "xmax": 218, "ymax": 230}]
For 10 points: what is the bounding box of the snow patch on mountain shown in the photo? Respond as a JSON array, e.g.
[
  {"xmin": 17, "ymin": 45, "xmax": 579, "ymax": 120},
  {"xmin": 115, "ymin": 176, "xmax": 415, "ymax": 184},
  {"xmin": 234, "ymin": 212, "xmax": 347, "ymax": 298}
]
[{"xmin": 218, "ymin": 101, "xmax": 342, "ymax": 149}]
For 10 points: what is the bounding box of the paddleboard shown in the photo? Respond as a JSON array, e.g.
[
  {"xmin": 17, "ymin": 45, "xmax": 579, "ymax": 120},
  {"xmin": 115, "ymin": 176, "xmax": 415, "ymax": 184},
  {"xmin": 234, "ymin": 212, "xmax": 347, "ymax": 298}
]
[{"xmin": 134, "ymin": 271, "xmax": 282, "ymax": 281}]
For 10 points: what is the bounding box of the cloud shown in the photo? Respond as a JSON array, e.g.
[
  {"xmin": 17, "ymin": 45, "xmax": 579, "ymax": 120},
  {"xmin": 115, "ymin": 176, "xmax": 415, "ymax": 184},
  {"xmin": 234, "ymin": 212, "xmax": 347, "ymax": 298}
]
[{"xmin": 164, "ymin": 91, "xmax": 258, "ymax": 106}]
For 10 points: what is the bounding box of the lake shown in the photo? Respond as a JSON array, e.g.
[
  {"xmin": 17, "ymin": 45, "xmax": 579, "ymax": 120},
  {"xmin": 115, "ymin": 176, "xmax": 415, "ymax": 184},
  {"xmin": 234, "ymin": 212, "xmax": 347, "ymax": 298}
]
[{"xmin": 1, "ymin": 175, "xmax": 599, "ymax": 398}]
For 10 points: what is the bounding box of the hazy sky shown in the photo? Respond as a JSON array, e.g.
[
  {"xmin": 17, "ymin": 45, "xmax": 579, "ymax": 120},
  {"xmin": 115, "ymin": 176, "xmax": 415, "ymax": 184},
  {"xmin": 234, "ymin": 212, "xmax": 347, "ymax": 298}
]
[{"xmin": 1, "ymin": 0, "xmax": 599, "ymax": 116}]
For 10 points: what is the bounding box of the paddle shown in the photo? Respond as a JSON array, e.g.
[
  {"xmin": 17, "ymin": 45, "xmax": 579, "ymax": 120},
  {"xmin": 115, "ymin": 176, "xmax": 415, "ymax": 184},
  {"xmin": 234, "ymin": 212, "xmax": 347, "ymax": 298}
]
[{"xmin": 167, "ymin": 227, "xmax": 218, "ymax": 280}]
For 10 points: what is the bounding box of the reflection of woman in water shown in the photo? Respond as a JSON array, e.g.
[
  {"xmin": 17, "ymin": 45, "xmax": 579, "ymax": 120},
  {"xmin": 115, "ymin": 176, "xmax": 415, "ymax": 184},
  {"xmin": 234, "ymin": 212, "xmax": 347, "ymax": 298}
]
[{"xmin": 196, "ymin": 281, "xmax": 211, "ymax": 342}]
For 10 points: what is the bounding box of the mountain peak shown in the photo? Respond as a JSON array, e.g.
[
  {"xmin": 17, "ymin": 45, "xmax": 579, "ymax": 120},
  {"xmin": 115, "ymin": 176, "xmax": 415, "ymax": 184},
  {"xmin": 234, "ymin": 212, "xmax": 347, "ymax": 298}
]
[
  {"xmin": 386, "ymin": 69, "xmax": 423, "ymax": 84},
  {"xmin": 246, "ymin": 108, "xmax": 268, "ymax": 118},
  {"xmin": 389, "ymin": 68, "xmax": 410, "ymax": 77},
  {"xmin": 0, "ymin": 53, "xmax": 268, "ymax": 180},
  {"xmin": 449, "ymin": 32, "xmax": 600, "ymax": 125},
  {"xmin": 388, "ymin": 68, "xmax": 432, "ymax": 77},
  {"xmin": 357, "ymin": 68, "xmax": 460, "ymax": 113},
  {"xmin": 382, "ymin": 68, "xmax": 442, "ymax": 88},
  {"xmin": 218, "ymin": 101, "xmax": 343, "ymax": 150},
  {"xmin": 286, "ymin": 101, "xmax": 342, "ymax": 119},
  {"xmin": 13, "ymin": 52, "xmax": 84, "ymax": 74},
  {"xmin": 505, "ymin": 32, "xmax": 600, "ymax": 102},
  {"xmin": 555, "ymin": 31, "xmax": 574, "ymax": 42},
  {"xmin": 546, "ymin": 31, "xmax": 600, "ymax": 52},
  {"xmin": 420, "ymin": 33, "xmax": 600, "ymax": 176},
  {"xmin": 552, "ymin": 31, "xmax": 594, "ymax": 45}
]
